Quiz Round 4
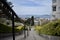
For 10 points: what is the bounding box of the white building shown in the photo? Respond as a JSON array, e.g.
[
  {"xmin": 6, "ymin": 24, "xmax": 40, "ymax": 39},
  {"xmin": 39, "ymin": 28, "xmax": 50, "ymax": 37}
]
[
  {"xmin": 52, "ymin": 0, "xmax": 60, "ymax": 19},
  {"xmin": 34, "ymin": 20, "xmax": 38, "ymax": 26},
  {"xmin": 34, "ymin": 18, "xmax": 50, "ymax": 26},
  {"xmin": 40, "ymin": 18, "xmax": 50, "ymax": 25}
]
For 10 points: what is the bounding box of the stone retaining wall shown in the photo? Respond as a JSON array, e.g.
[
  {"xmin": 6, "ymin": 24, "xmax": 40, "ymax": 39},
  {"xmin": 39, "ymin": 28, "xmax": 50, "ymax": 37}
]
[
  {"xmin": 0, "ymin": 33, "xmax": 12, "ymax": 38},
  {"xmin": 40, "ymin": 34, "xmax": 60, "ymax": 40},
  {"xmin": 0, "ymin": 31, "xmax": 23, "ymax": 38}
]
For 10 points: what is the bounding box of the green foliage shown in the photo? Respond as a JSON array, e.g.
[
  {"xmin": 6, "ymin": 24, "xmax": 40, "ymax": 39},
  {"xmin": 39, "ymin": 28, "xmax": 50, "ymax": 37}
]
[
  {"xmin": 34, "ymin": 26, "xmax": 42, "ymax": 34},
  {"xmin": 24, "ymin": 18, "xmax": 31, "ymax": 26},
  {"xmin": 31, "ymin": 16, "xmax": 34, "ymax": 26},
  {"xmin": 16, "ymin": 26, "xmax": 24, "ymax": 32},
  {"xmin": 0, "ymin": 23, "xmax": 12, "ymax": 33},
  {"xmin": 24, "ymin": 16, "xmax": 34, "ymax": 26},
  {"xmin": 35, "ymin": 19, "xmax": 60, "ymax": 36},
  {"xmin": 0, "ymin": 23, "xmax": 24, "ymax": 33}
]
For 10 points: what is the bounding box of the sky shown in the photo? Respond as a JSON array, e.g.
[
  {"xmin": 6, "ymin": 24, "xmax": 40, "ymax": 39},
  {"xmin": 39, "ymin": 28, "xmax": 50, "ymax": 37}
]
[{"xmin": 8, "ymin": 0, "xmax": 52, "ymax": 16}]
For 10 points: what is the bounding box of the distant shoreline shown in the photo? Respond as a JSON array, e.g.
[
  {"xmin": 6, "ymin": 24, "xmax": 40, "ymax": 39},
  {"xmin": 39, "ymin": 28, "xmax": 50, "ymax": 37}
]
[{"xmin": 19, "ymin": 15, "xmax": 51, "ymax": 19}]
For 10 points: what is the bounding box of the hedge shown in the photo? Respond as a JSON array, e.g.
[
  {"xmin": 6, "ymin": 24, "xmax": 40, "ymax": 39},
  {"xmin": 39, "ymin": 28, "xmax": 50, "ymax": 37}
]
[
  {"xmin": 0, "ymin": 23, "xmax": 24, "ymax": 33},
  {"xmin": 35, "ymin": 19, "xmax": 60, "ymax": 36}
]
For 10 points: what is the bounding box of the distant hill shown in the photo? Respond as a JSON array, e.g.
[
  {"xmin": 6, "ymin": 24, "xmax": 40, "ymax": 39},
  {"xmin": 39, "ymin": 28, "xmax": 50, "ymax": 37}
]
[{"xmin": 19, "ymin": 15, "xmax": 51, "ymax": 19}]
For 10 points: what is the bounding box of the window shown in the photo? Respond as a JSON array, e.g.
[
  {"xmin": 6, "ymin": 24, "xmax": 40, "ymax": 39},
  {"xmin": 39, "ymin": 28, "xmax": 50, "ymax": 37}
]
[
  {"xmin": 53, "ymin": 6, "xmax": 56, "ymax": 11},
  {"xmin": 52, "ymin": 0, "xmax": 56, "ymax": 3},
  {"xmin": 52, "ymin": 15, "xmax": 55, "ymax": 17},
  {"xmin": 58, "ymin": 7, "xmax": 60, "ymax": 10}
]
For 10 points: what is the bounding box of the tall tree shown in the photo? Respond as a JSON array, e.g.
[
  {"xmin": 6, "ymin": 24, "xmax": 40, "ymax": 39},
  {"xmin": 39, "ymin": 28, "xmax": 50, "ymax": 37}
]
[
  {"xmin": 31, "ymin": 16, "xmax": 34, "ymax": 26},
  {"xmin": 7, "ymin": 2, "xmax": 14, "ymax": 8},
  {"xmin": 24, "ymin": 18, "xmax": 31, "ymax": 26}
]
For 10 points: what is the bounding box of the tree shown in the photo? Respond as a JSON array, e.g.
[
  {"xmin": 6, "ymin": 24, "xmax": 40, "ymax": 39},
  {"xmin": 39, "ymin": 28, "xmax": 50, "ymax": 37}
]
[
  {"xmin": 3, "ymin": 0, "xmax": 13, "ymax": 7},
  {"xmin": 31, "ymin": 16, "xmax": 34, "ymax": 26},
  {"xmin": 4, "ymin": 0, "xmax": 7, "ymax": 2},
  {"xmin": 7, "ymin": 2, "xmax": 14, "ymax": 8},
  {"xmin": 24, "ymin": 18, "xmax": 31, "ymax": 26}
]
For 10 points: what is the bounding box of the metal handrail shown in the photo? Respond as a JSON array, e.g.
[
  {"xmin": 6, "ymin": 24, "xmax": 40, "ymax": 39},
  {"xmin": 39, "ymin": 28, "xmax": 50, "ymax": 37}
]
[{"xmin": 0, "ymin": 0, "xmax": 22, "ymax": 40}]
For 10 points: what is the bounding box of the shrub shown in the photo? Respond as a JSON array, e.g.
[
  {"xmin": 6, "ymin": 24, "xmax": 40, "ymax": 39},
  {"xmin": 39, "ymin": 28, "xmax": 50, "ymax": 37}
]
[
  {"xmin": 55, "ymin": 25, "xmax": 60, "ymax": 36},
  {"xmin": 0, "ymin": 23, "xmax": 24, "ymax": 33},
  {"xmin": 15, "ymin": 26, "xmax": 24, "ymax": 32},
  {"xmin": 35, "ymin": 19, "xmax": 60, "ymax": 36},
  {"xmin": 0, "ymin": 23, "xmax": 12, "ymax": 33},
  {"xmin": 34, "ymin": 26, "xmax": 42, "ymax": 34}
]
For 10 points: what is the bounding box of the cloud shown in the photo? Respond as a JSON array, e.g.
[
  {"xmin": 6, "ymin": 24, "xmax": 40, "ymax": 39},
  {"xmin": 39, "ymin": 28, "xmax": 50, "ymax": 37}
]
[
  {"xmin": 10, "ymin": 0, "xmax": 52, "ymax": 7},
  {"xmin": 13, "ymin": 6, "xmax": 52, "ymax": 15},
  {"xmin": 9, "ymin": 0, "xmax": 52, "ymax": 15}
]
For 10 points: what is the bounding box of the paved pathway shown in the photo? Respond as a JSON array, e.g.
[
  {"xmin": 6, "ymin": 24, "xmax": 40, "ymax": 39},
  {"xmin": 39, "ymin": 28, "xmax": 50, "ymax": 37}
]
[
  {"xmin": 0, "ymin": 28, "xmax": 48, "ymax": 40},
  {"xmin": 24, "ymin": 28, "xmax": 48, "ymax": 40}
]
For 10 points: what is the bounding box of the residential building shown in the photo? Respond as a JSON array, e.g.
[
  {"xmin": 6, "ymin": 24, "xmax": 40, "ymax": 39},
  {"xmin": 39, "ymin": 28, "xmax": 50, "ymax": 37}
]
[
  {"xmin": 34, "ymin": 20, "xmax": 39, "ymax": 26},
  {"xmin": 52, "ymin": 0, "xmax": 60, "ymax": 19},
  {"xmin": 34, "ymin": 18, "xmax": 50, "ymax": 26},
  {"xmin": 40, "ymin": 18, "xmax": 50, "ymax": 25}
]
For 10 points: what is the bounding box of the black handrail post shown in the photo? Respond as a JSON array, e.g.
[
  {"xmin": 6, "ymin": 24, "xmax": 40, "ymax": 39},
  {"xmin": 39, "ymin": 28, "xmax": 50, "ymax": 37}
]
[{"xmin": 12, "ymin": 13, "xmax": 15, "ymax": 40}]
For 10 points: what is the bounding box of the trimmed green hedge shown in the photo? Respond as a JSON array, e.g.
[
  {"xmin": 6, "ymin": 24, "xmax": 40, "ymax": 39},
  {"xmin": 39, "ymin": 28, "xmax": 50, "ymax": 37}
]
[
  {"xmin": 0, "ymin": 23, "xmax": 23, "ymax": 33},
  {"xmin": 0, "ymin": 23, "xmax": 12, "ymax": 33},
  {"xmin": 35, "ymin": 20, "xmax": 60, "ymax": 36}
]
